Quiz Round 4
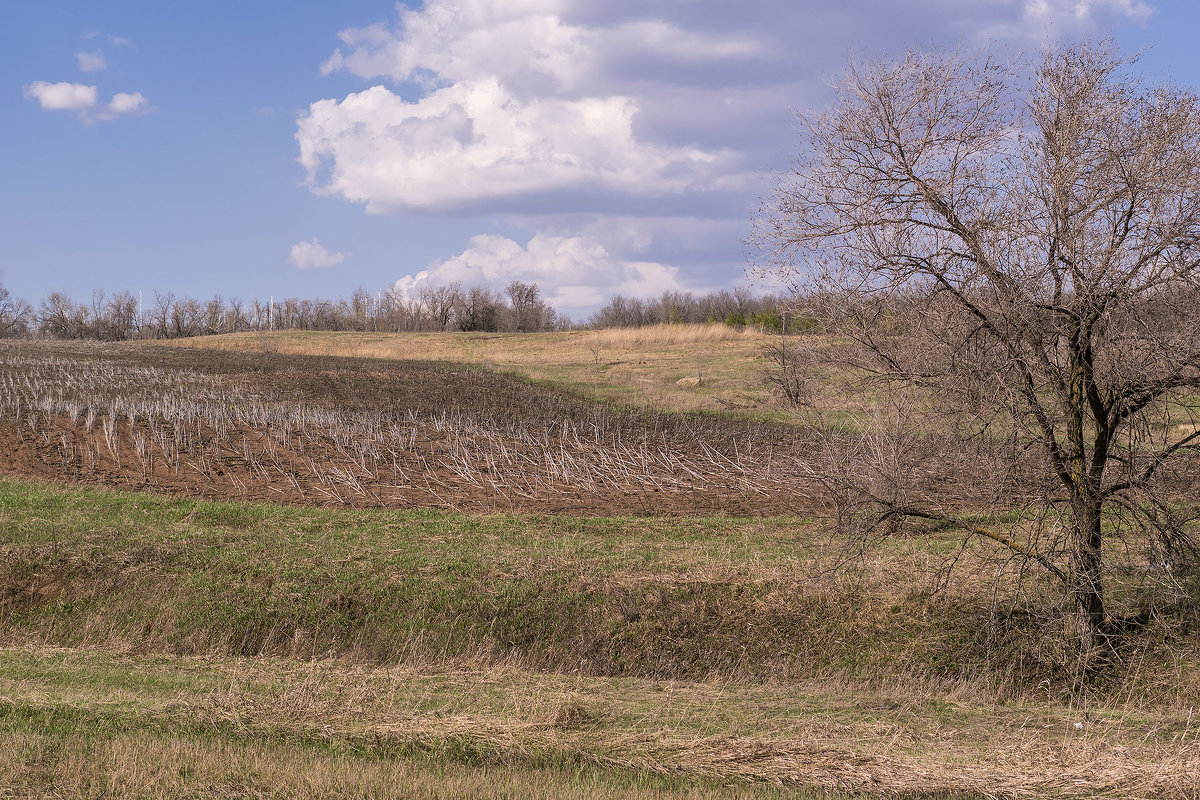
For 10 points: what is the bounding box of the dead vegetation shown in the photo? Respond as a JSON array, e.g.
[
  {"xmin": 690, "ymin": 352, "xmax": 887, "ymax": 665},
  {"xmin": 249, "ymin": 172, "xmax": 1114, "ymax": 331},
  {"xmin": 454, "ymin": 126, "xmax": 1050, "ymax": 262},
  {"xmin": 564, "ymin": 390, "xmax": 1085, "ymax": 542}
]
[
  {"xmin": 0, "ymin": 340, "xmax": 814, "ymax": 515},
  {"xmin": 167, "ymin": 324, "xmax": 778, "ymax": 413},
  {"xmin": 3, "ymin": 334, "xmax": 1200, "ymax": 797},
  {"xmin": 3, "ymin": 643, "xmax": 1200, "ymax": 799}
]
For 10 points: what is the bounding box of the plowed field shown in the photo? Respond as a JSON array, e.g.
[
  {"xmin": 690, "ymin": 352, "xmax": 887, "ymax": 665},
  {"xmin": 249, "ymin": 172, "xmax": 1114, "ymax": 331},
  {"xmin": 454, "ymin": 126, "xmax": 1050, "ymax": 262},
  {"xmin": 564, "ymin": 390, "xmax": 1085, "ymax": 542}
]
[{"xmin": 0, "ymin": 341, "xmax": 816, "ymax": 515}]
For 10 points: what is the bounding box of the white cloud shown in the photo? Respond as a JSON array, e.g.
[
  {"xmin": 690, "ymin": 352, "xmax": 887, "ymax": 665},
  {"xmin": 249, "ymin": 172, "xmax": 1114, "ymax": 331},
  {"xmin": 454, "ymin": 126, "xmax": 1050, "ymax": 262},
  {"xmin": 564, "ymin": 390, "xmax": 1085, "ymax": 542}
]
[
  {"xmin": 289, "ymin": 239, "xmax": 348, "ymax": 270},
  {"xmin": 75, "ymin": 51, "xmax": 107, "ymax": 72},
  {"xmin": 24, "ymin": 81, "xmax": 97, "ymax": 111},
  {"xmin": 83, "ymin": 31, "xmax": 132, "ymax": 48},
  {"xmin": 394, "ymin": 233, "xmax": 682, "ymax": 314},
  {"xmin": 306, "ymin": 0, "xmax": 1159, "ymax": 310},
  {"xmin": 304, "ymin": 0, "xmax": 1157, "ymax": 222},
  {"xmin": 1023, "ymin": 0, "xmax": 1155, "ymax": 24},
  {"xmin": 24, "ymin": 81, "xmax": 149, "ymax": 122},
  {"xmin": 300, "ymin": 0, "xmax": 759, "ymax": 218},
  {"xmin": 297, "ymin": 80, "xmax": 731, "ymax": 215},
  {"xmin": 970, "ymin": 0, "xmax": 1156, "ymax": 39},
  {"xmin": 102, "ymin": 92, "xmax": 148, "ymax": 117}
]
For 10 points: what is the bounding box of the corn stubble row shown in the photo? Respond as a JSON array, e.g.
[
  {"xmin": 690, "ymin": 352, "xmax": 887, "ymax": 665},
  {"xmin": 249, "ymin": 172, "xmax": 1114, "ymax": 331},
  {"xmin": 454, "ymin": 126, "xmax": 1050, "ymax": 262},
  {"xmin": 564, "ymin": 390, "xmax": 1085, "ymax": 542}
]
[{"xmin": 0, "ymin": 347, "xmax": 811, "ymax": 509}]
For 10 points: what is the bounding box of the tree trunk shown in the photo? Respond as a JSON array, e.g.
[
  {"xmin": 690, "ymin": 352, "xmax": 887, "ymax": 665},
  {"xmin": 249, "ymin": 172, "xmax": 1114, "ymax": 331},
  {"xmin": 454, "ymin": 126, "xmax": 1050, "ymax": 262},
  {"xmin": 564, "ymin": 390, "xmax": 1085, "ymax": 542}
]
[{"xmin": 1071, "ymin": 504, "xmax": 1108, "ymax": 661}]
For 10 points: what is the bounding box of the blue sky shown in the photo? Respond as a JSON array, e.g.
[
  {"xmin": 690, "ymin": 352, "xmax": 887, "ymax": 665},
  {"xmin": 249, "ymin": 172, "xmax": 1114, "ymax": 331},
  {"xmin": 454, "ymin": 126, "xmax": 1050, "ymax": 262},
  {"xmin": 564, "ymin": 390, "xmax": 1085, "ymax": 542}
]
[{"xmin": 2, "ymin": 0, "xmax": 1196, "ymax": 318}]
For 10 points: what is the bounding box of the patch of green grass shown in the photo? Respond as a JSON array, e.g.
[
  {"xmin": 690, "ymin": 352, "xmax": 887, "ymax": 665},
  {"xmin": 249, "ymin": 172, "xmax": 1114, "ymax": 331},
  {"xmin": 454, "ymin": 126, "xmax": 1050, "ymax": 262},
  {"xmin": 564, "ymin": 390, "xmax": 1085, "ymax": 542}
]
[
  {"xmin": 0, "ymin": 476, "xmax": 1027, "ymax": 685},
  {"xmin": 3, "ymin": 475, "xmax": 1199, "ymax": 701}
]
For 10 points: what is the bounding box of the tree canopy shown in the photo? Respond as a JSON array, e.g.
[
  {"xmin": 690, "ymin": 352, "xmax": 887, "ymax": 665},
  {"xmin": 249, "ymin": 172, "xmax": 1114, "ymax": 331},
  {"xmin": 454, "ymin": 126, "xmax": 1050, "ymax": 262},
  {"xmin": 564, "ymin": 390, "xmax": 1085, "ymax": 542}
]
[{"xmin": 755, "ymin": 42, "xmax": 1200, "ymax": 665}]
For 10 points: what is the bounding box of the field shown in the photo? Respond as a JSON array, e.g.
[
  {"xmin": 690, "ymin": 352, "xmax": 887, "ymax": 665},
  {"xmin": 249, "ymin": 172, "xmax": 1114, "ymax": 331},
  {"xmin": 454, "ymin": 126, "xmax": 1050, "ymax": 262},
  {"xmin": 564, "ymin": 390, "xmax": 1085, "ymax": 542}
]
[
  {"xmin": 164, "ymin": 324, "xmax": 779, "ymax": 413},
  {"xmin": 0, "ymin": 340, "xmax": 813, "ymax": 515},
  {"xmin": 3, "ymin": 334, "xmax": 1200, "ymax": 798}
]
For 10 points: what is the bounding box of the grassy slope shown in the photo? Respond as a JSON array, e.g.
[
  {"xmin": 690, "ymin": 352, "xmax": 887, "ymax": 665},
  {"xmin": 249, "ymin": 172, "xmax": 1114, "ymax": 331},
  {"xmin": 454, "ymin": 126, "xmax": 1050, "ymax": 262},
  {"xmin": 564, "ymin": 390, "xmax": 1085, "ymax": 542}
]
[
  {"xmin": 3, "ymin": 477, "xmax": 1200, "ymax": 798},
  {"xmin": 163, "ymin": 325, "xmax": 779, "ymax": 414},
  {"xmin": 8, "ymin": 330, "xmax": 1200, "ymax": 796},
  {"xmin": 0, "ymin": 476, "xmax": 985, "ymax": 682}
]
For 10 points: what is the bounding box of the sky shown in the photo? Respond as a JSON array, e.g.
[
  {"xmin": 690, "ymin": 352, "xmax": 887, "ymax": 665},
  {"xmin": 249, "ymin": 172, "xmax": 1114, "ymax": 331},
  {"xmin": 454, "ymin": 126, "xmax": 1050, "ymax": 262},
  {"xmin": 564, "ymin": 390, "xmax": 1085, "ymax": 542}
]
[{"xmin": 2, "ymin": 0, "xmax": 1197, "ymax": 320}]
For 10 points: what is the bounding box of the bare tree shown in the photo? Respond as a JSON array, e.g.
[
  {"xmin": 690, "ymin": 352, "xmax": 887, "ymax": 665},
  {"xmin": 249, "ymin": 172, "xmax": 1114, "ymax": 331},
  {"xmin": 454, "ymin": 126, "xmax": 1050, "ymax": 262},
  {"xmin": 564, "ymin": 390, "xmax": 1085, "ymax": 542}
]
[
  {"xmin": 226, "ymin": 297, "xmax": 249, "ymax": 332},
  {"xmin": 349, "ymin": 287, "xmax": 372, "ymax": 331},
  {"xmin": 760, "ymin": 336, "xmax": 812, "ymax": 408},
  {"xmin": 0, "ymin": 284, "xmax": 33, "ymax": 338},
  {"xmin": 39, "ymin": 292, "xmax": 76, "ymax": 339},
  {"xmin": 506, "ymin": 281, "xmax": 553, "ymax": 332},
  {"xmin": 152, "ymin": 292, "xmax": 175, "ymax": 339},
  {"xmin": 418, "ymin": 283, "xmax": 462, "ymax": 331},
  {"xmin": 456, "ymin": 286, "xmax": 504, "ymax": 332},
  {"xmin": 170, "ymin": 297, "xmax": 203, "ymax": 338},
  {"xmin": 103, "ymin": 291, "xmax": 139, "ymax": 341},
  {"xmin": 202, "ymin": 296, "xmax": 226, "ymax": 336},
  {"xmin": 380, "ymin": 286, "xmax": 412, "ymax": 332},
  {"xmin": 754, "ymin": 43, "xmax": 1200, "ymax": 663}
]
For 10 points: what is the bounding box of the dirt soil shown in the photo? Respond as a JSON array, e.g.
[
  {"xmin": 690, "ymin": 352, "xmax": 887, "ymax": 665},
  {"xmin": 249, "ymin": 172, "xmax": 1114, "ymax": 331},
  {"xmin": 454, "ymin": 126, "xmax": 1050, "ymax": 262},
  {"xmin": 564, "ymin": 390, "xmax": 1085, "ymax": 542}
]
[{"xmin": 0, "ymin": 341, "xmax": 819, "ymax": 516}]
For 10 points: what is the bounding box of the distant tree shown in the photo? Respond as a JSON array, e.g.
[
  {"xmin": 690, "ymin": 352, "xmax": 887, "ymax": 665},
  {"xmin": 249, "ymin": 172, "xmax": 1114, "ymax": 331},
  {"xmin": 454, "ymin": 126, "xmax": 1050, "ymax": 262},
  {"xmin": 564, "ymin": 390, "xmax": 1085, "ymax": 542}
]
[
  {"xmin": 418, "ymin": 283, "xmax": 461, "ymax": 331},
  {"xmin": 589, "ymin": 295, "xmax": 647, "ymax": 328},
  {"xmin": 456, "ymin": 286, "xmax": 504, "ymax": 332},
  {"xmin": 505, "ymin": 281, "xmax": 553, "ymax": 332},
  {"xmin": 754, "ymin": 42, "xmax": 1200, "ymax": 665},
  {"xmin": 350, "ymin": 287, "xmax": 372, "ymax": 332},
  {"xmin": 170, "ymin": 297, "xmax": 203, "ymax": 338},
  {"xmin": 38, "ymin": 292, "xmax": 75, "ymax": 339},
  {"xmin": 219, "ymin": 297, "xmax": 244, "ymax": 333},
  {"xmin": 380, "ymin": 286, "xmax": 413, "ymax": 332},
  {"xmin": 0, "ymin": 284, "xmax": 32, "ymax": 338},
  {"xmin": 201, "ymin": 296, "xmax": 226, "ymax": 336},
  {"xmin": 152, "ymin": 292, "xmax": 175, "ymax": 338},
  {"xmin": 105, "ymin": 291, "xmax": 139, "ymax": 340}
]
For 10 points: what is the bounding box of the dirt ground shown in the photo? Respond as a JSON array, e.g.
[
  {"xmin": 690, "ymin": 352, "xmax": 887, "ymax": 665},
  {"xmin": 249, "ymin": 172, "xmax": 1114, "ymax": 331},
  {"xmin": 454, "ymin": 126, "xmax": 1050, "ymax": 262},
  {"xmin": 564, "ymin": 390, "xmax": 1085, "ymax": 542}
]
[{"xmin": 0, "ymin": 341, "xmax": 819, "ymax": 516}]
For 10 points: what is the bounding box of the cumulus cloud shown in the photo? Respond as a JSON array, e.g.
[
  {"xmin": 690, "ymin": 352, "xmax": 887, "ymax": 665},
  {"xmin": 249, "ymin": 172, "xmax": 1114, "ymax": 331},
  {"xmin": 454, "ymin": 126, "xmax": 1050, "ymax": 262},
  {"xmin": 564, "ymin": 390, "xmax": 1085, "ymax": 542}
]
[
  {"xmin": 75, "ymin": 51, "xmax": 107, "ymax": 72},
  {"xmin": 304, "ymin": 0, "xmax": 1157, "ymax": 218},
  {"xmin": 305, "ymin": 0, "xmax": 1158, "ymax": 309},
  {"xmin": 289, "ymin": 239, "xmax": 348, "ymax": 270},
  {"xmin": 24, "ymin": 81, "xmax": 97, "ymax": 111},
  {"xmin": 103, "ymin": 92, "xmax": 148, "ymax": 116},
  {"xmin": 24, "ymin": 81, "xmax": 149, "ymax": 122},
  {"xmin": 394, "ymin": 233, "xmax": 682, "ymax": 314},
  {"xmin": 297, "ymin": 80, "xmax": 731, "ymax": 215},
  {"xmin": 301, "ymin": 1, "xmax": 769, "ymax": 218}
]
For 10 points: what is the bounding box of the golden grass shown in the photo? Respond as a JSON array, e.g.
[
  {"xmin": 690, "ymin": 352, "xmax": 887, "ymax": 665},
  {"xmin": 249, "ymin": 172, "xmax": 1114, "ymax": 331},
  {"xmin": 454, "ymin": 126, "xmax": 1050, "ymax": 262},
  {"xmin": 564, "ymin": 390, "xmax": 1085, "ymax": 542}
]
[
  {"xmin": 4, "ymin": 646, "xmax": 1200, "ymax": 799},
  {"xmin": 160, "ymin": 325, "xmax": 778, "ymax": 413},
  {"xmin": 1, "ymin": 726, "xmax": 782, "ymax": 799},
  {"xmin": 582, "ymin": 323, "xmax": 763, "ymax": 348}
]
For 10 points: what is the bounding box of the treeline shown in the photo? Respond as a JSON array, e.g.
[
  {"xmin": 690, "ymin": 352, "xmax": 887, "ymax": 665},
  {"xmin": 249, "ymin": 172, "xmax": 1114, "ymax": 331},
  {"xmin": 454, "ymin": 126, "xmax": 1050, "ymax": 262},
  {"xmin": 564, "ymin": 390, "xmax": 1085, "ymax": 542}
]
[
  {"xmin": 0, "ymin": 281, "xmax": 557, "ymax": 341},
  {"xmin": 588, "ymin": 288, "xmax": 789, "ymax": 330},
  {"xmin": 0, "ymin": 280, "xmax": 788, "ymax": 341}
]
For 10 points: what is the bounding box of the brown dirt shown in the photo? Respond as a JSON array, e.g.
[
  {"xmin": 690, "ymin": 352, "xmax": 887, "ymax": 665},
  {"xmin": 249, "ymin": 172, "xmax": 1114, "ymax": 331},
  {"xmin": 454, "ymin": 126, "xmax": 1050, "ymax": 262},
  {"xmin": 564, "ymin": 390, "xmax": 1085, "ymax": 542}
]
[{"xmin": 0, "ymin": 341, "xmax": 819, "ymax": 516}]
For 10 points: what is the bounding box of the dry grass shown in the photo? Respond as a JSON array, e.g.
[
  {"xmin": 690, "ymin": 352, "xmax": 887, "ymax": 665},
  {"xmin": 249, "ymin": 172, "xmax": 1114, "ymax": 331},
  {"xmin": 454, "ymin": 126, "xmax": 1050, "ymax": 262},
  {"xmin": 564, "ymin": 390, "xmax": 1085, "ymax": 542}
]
[
  {"xmin": 0, "ymin": 718, "xmax": 788, "ymax": 800},
  {"xmin": 3, "ymin": 646, "xmax": 1200, "ymax": 799},
  {"xmin": 0, "ymin": 340, "xmax": 814, "ymax": 514},
  {"xmin": 582, "ymin": 324, "xmax": 762, "ymax": 348},
  {"xmin": 164, "ymin": 325, "xmax": 777, "ymax": 413}
]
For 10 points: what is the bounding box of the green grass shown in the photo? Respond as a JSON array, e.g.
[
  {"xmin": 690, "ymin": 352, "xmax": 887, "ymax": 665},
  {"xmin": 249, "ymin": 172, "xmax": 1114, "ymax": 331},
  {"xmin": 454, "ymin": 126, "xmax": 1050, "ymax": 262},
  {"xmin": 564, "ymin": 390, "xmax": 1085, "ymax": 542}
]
[
  {"xmin": 4, "ymin": 476, "xmax": 1200, "ymax": 797},
  {"xmin": 0, "ymin": 476, "xmax": 1024, "ymax": 683}
]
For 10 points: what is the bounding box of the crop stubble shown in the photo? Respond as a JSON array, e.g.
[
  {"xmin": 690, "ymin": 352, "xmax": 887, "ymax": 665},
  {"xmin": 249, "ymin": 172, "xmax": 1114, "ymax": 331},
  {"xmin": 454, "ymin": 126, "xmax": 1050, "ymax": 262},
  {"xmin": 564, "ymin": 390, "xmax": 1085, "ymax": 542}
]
[{"xmin": 0, "ymin": 341, "xmax": 817, "ymax": 516}]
